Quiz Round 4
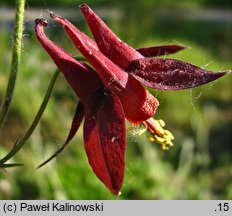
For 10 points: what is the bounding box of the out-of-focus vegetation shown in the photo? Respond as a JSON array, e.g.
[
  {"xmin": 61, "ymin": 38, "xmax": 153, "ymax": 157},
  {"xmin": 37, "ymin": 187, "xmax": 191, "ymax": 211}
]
[
  {"xmin": 0, "ymin": 0, "xmax": 232, "ymax": 199},
  {"xmin": 1, "ymin": 0, "xmax": 232, "ymax": 9}
]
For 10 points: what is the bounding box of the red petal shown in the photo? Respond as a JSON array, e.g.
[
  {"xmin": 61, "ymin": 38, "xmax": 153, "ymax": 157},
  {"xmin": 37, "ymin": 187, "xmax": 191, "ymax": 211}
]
[
  {"xmin": 117, "ymin": 75, "xmax": 159, "ymax": 124},
  {"xmin": 50, "ymin": 12, "xmax": 99, "ymax": 51},
  {"xmin": 38, "ymin": 102, "xmax": 84, "ymax": 168},
  {"xmin": 136, "ymin": 45, "xmax": 186, "ymax": 57},
  {"xmin": 35, "ymin": 18, "xmax": 102, "ymax": 103},
  {"xmin": 50, "ymin": 13, "xmax": 128, "ymax": 90},
  {"xmin": 127, "ymin": 58, "xmax": 227, "ymax": 90},
  {"xmin": 51, "ymin": 14, "xmax": 158, "ymax": 123},
  {"xmin": 84, "ymin": 90, "xmax": 126, "ymax": 195},
  {"xmin": 80, "ymin": 3, "xmax": 143, "ymax": 69}
]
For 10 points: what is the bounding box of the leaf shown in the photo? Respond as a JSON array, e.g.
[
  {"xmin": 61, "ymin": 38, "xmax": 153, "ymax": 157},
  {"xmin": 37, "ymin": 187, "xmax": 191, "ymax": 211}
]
[
  {"xmin": 127, "ymin": 58, "xmax": 227, "ymax": 90},
  {"xmin": 136, "ymin": 45, "xmax": 186, "ymax": 57},
  {"xmin": 37, "ymin": 102, "xmax": 84, "ymax": 168},
  {"xmin": 84, "ymin": 90, "xmax": 125, "ymax": 195},
  {"xmin": 0, "ymin": 163, "xmax": 23, "ymax": 170}
]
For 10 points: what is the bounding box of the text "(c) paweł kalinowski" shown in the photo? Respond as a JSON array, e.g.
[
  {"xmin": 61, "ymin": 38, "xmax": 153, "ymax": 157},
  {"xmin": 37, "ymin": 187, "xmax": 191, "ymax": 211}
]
[{"xmin": 20, "ymin": 202, "xmax": 104, "ymax": 212}]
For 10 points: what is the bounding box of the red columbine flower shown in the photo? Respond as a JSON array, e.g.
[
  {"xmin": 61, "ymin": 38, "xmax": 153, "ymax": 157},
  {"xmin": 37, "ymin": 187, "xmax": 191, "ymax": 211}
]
[
  {"xmin": 50, "ymin": 4, "xmax": 226, "ymax": 148},
  {"xmin": 35, "ymin": 17, "xmax": 170, "ymax": 195},
  {"xmin": 35, "ymin": 19, "xmax": 126, "ymax": 195},
  {"xmin": 50, "ymin": 12, "xmax": 159, "ymax": 124},
  {"xmin": 35, "ymin": 4, "xmax": 227, "ymax": 195}
]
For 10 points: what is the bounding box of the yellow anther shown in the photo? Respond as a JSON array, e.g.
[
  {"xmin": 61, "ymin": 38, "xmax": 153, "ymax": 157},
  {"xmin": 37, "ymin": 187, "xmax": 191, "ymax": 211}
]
[
  {"xmin": 164, "ymin": 130, "xmax": 174, "ymax": 140},
  {"xmin": 158, "ymin": 119, "xmax": 166, "ymax": 127},
  {"xmin": 143, "ymin": 118, "xmax": 174, "ymax": 151}
]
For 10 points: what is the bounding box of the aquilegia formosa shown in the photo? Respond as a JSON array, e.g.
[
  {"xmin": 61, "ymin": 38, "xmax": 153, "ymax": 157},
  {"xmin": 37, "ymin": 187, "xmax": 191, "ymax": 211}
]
[{"xmin": 35, "ymin": 4, "xmax": 227, "ymax": 195}]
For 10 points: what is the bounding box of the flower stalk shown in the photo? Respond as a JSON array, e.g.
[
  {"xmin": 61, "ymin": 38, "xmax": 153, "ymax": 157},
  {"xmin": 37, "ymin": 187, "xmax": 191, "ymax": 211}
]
[{"xmin": 0, "ymin": 0, "xmax": 26, "ymax": 129}]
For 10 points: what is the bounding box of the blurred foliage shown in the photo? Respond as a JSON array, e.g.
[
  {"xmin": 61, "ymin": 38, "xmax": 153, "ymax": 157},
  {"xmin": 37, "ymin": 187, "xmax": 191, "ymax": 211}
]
[
  {"xmin": 0, "ymin": 0, "xmax": 232, "ymax": 8},
  {"xmin": 0, "ymin": 0, "xmax": 232, "ymax": 199}
]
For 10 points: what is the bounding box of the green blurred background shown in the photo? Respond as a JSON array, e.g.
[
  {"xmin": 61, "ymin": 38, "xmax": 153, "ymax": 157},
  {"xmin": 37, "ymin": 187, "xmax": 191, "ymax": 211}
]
[{"xmin": 0, "ymin": 0, "xmax": 232, "ymax": 199}]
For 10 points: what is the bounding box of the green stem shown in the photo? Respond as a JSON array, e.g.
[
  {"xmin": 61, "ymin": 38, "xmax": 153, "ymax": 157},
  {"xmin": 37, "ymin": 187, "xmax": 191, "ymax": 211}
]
[
  {"xmin": 0, "ymin": 70, "xmax": 60, "ymax": 165},
  {"xmin": 0, "ymin": 0, "xmax": 26, "ymax": 129}
]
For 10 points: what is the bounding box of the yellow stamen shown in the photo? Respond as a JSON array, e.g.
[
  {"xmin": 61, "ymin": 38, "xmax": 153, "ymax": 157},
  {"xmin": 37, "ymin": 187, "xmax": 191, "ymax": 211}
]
[{"xmin": 143, "ymin": 118, "xmax": 174, "ymax": 150}]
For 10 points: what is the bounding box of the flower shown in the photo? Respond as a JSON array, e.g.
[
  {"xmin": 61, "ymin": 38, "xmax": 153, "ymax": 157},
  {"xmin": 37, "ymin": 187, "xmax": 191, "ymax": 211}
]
[
  {"xmin": 35, "ymin": 4, "xmax": 227, "ymax": 195},
  {"xmin": 35, "ymin": 18, "xmax": 126, "ymax": 195},
  {"xmin": 78, "ymin": 4, "xmax": 226, "ymax": 86},
  {"xmin": 49, "ymin": 12, "xmax": 159, "ymax": 124},
  {"xmin": 35, "ymin": 18, "xmax": 169, "ymax": 195},
  {"xmin": 50, "ymin": 3, "xmax": 226, "ymax": 148}
]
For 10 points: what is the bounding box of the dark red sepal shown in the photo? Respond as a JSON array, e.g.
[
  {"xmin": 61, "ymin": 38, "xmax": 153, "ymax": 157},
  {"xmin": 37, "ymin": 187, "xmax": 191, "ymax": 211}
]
[
  {"xmin": 127, "ymin": 58, "xmax": 227, "ymax": 90},
  {"xmin": 84, "ymin": 90, "xmax": 126, "ymax": 195},
  {"xmin": 136, "ymin": 45, "xmax": 186, "ymax": 57}
]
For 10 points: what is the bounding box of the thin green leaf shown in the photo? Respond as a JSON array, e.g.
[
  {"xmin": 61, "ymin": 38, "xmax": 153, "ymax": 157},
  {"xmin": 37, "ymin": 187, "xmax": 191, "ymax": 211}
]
[{"xmin": 0, "ymin": 70, "xmax": 60, "ymax": 164}]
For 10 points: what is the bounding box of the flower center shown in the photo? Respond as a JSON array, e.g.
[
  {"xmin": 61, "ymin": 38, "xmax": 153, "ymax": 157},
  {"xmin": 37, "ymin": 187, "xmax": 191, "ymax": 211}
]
[{"xmin": 142, "ymin": 117, "xmax": 174, "ymax": 150}]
